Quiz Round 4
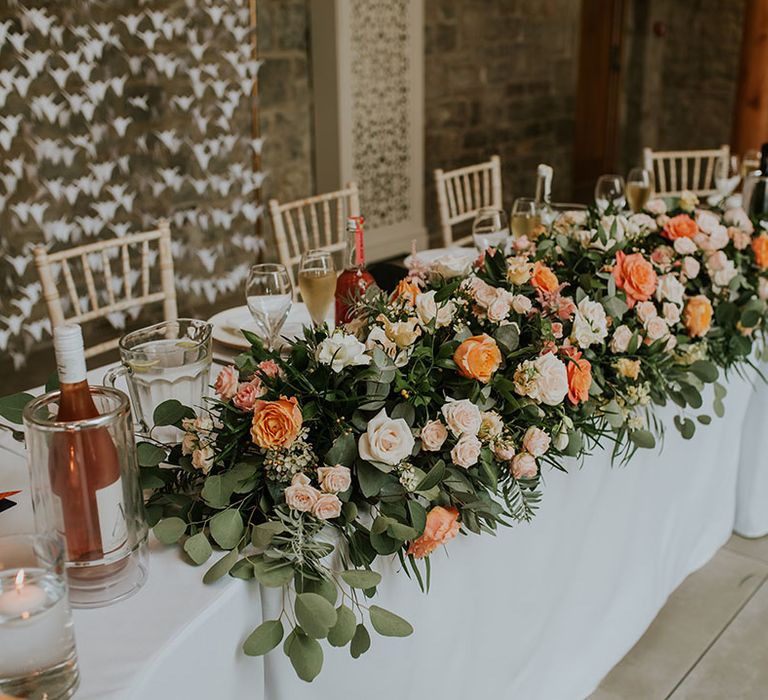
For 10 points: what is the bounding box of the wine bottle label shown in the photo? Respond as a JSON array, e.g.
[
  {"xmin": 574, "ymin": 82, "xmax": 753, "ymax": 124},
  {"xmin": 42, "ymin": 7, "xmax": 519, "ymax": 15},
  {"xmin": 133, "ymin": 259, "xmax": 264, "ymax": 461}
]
[
  {"xmin": 53, "ymin": 324, "xmax": 87, "ymax": 384},
  {"xmin": 96, "ymin": 479, "xmax": 128, "ymax": 555},
  {"xmin": 355, "ymin": 227, "xmax": 365, "ymax": 267}
]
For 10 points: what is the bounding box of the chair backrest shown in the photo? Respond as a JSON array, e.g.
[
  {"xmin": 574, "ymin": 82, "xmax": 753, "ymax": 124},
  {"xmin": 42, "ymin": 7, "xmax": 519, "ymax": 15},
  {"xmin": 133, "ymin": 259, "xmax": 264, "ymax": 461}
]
[
  {"xmin": 268, "ymin": 182, "xmax": 360, "ymax": 293},
  {"xmin": 34, "ymin": 221, "xmax": 177, "ymax": 358},
  {"xmin": 643, "ymin": 145, "xmax": 730, "ymax": 198},
  {"xmin": 434, "ymin": 155, "xmax": 503, "ymax": 247}
]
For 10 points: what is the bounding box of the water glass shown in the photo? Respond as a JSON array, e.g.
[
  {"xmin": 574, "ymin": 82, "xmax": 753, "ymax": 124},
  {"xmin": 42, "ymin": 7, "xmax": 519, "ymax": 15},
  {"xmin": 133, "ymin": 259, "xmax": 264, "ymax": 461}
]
[
  {"xmin": 0, "ymin": 534, "xmax": 79, "ymax": 699},
  {"xmin": 595, "ymin": 174, "xmax": 626, "ymax": 212},
  {"xmin": 104, "ymin": 319, "xmax": 212, "ymax": 436},
  {"xmin": 626, "ymin": 167, "xmax": 653, "ymax": 213},
  {"xmin": 245, "ymin": 263, "xmax": 294, "ymax": 351},
  {"xmin": 298, "ymin": 250, "xmax": 336, "ymax": 327},
  {"xmin": 510, "ymin": 198, "xmax": 541, "ymax": 239},
  {"xmin": 23, "ymin": 387, "xmax": 149, "ymax": 608},
  {"xmin": 472, "ymin": 207, "xmax": 510, "ymax": 253}
]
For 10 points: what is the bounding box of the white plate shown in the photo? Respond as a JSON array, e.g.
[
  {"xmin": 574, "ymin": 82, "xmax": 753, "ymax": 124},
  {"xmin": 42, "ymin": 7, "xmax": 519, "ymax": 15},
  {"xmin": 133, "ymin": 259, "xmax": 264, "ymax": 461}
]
[
  {"xmin": 403, "ymin": 246, "xmax": 476, "ymax": 269},
  {"xmin": 208, "ymin": 303, "xmax": 317, "ymax": 350}
]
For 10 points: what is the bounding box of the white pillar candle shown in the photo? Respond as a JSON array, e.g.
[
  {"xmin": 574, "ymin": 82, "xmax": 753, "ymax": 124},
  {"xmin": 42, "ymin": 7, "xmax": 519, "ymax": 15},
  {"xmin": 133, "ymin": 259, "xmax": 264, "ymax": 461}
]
[{"xmin": 0, "ymin": 571, "xmax": 46, "ymax": 618}]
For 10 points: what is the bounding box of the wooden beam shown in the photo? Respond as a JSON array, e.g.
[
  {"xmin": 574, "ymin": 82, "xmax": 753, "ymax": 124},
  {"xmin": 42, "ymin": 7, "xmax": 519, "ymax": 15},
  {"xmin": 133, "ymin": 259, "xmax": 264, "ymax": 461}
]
[{"xmin": 732, "ymin": 0, "xmax": 768, "ymax": 155}]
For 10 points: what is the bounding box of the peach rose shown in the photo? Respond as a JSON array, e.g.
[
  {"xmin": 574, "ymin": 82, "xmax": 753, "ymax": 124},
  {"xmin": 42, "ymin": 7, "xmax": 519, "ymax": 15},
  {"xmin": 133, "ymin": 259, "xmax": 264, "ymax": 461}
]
[
  {"xmin": 683, "ymin": 295, "xmax": 713, "ymax": 338},
  {"xmin": 522, "ymin": 426, "xmax": 550, "ymax": 457},
  {"xmin": 317, "ymin": 465, "xmax": 352, "ymax": 494},
  {"xmin": 451, "ymin": 434, "xmax": 482, "ymax": 468},
  {"xmin": 284, "ymin": 473, "xmax": 320, "ymax": 512},
  {"xmin": 752, "ymin": 234, "xmax": 768, "ymax": 270},
  {"xmin": 530, "ymin": 262, "xmax": 559, "ymax": 293},
  {"xmin": 420, "ymin": 420, "xmax": 448, "ymax": 451},
  {"xmin": 392, "ymin": 278, "xmax": 421, "ymax": 305},
  {"xmin": 441, "ymin": 398, "xmax": 482, "ymax": 437},
  {"xmin": 454, "ymin": 334, "xmax": 502, "ymax": 383},
  {"xmin": 673, "ymin": 237, "xmax": 697, "ymax": 255},
  {"xmin": 512, "ymin": 294, "xmax": 532, "ymax": 315},
  {"xmin": 254, "ymin": 359, "xmax": 283, "ymax": 380},
  {"xmin": 610, "ymin": 324, "xmax": 632, "ymax": 353},
  {"xmin": 311, "ymin": 493, "xmax": 343, "ymax": 520},
  {"xmin": 728, "ymin": 226, "xmax": 751, "ymax": 251},
  {"xmin": 251, "ymin": 396, "xmax": 302, "ymax": 449},
  {"xmin": 214, "ymin": 365, "xmax": 239, "ymax": 400},
  {"xmin": 191, "ymin": 445, "xmax": 214, "ymax": 474},
  {"xmin": 407, "ymin": 506, "xmax": 460, "ymax": 559},
  {"xmin": 615, "ymin": 358, "xmax": 640, "ymax": 380},
  {"xmin": 662, "ymin": 213, "xmax": 698, "ymax": 240},
  {"xmin": 233, "ymin": 380, "xmax": 264, "ymax": 411},
  {"xmin": 612, "ymin": 250, "xmax": 657, "ymax": 308},
  {"xmin": 565, "ymin": 351, "xmax": 592, "ymax": 405},
  {"xmin": 506, "ymin": 256, "xmax": 533, "ymax": 285},
  {"xmin": 681, "ymin": 256, "xmax": 700, "ymax": 280},
  {"xmin": 511, "ymin": 452, "xmax": 538, "ymax": 479}
]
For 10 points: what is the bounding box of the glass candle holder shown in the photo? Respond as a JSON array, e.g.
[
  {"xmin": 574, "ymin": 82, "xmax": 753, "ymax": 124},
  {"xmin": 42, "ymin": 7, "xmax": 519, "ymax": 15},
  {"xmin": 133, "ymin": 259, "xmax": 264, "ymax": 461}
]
[
  {"xmin": 23, "ymin": 386, "xmax": 149, "ymax": 608},
  {"xmin": 0, "ymin": 534, "xmax": 79, "ymax": 699}
]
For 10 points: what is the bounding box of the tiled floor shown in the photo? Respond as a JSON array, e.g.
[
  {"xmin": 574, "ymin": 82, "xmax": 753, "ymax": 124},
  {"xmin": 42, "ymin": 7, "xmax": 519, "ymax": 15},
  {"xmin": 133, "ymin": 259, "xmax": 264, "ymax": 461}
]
[{"xmin": 590, "ymin": 534, "xmax": 768, "ymax": 700}]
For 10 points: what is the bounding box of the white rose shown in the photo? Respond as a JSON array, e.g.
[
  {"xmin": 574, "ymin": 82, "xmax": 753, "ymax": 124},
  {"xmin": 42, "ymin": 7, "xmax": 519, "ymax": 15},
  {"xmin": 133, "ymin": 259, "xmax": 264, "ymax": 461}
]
[
  {"xmin": 635, "ymin": 300, "xmax": 658, "ymax": 324},
  {"xmin": 478, "ymin": 411, "xmax": 504, "ymax": 441},
  {"xmin": 628, "ymin": 213, "xmax": 657, "ymax": 233},
  {"xmin": 645, "ymin": 198, "xmax": 667, "ymax": 215},
  {"xmin": 451, "ymin": 434, "xmax": 482, "ymax": 468},
  {"xmin": 610, "ymin": 325, "xmax": 632, "ymax": 353},
  {"xmin": 365, "ymin": 326, "xmax": 410, "ymax": 368},
  {"xmin": 709, "ymin": 225, "xmax": 729, "ymax": 250},
  {"xmin": 528, "ymin": 353, "xmax": 569, "ymax": 406},
  {"xmin": 673, "ymin": 237, "xmax": 697, "ymax": 255},
  {"xmin": 191, "ymin": 445, "xmax": 214, "ymax": 474},
  {"xmin": 317, "ymin": 465, "xmax": 352, "ymax": 494},
  {"xmin": 511, "ymin": 294, "xmax": 532, "ymax": 315},
  {"xmin": 415, "ymin": 290, "xmax": 455, "ymax": 328},
  {"xmin": 317, "ymin": 333, "xmax": 372, "ymax": 372},
  {"xmin": 522, "ymin": 426, "xmax": 550, "ymax": 457},
  {"xmin": 656, "ymin": 273, "xmax": 685, "ymax": 306},
  {"xmin": 311, "ymin": 493, "xmax": 342, "ymax": 520},
  {"xmin": 441, "ymin": 398, "xmax": 482, "ymax": 437},
  {"xmin": 663, "ymin": 302, "xmax": 681, "ymax": 324},
  {"xmin": 420, "ymin": 420, "xmax": 448, "ymax": 451},
  {"xmin": 681, "ymin": 256, "xmax": 700, "ymax": 280},
  {"xmin": 487, "ymin": 289, "xmax": 514, "ymax": 322},
  {"xmin": 358, "ymin": 408, "xmax": 415, "ymax": 466},
  {"xmin": 431, "ymin": 254, "xmax": 473, "ymax": 279},
  {"xmin": 712, "ymin": 258, "xmax": 737, "ymax": 290},
  {"xmin": 696, "ymin": 210, "xmax": 720, "ymax": 234},
  {"xmin": 511, "ymin": 452, "xmax": 538, "ymax": 479},
  {"xmin": 600, "ymin": 215, "xmax": 627, "ymax": 242},
  {"xmin": 724, "ymin": 207, "xmax": 754, "ymax": 234},
  {"xmin": 284, "ymin": 474, "xmax": 320, "ymax": 513},
  {"xmin": 571, "ymin": 297, "xmax": 608, "ymax": 348},
  {"xmin": 466, "ymin": 277, "xmax": 497, "ymax": 307},
  {"xmin": 645, "ymin": 316, "xmax": 669, "ymax": 341}
]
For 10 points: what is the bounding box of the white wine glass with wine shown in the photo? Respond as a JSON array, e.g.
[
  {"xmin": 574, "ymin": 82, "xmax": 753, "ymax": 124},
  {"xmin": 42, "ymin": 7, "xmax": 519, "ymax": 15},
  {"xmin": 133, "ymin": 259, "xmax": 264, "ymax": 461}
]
[
  {"xmin": 298, "ymin": 249, "xmax": 337, "ymax": 328},
  {"xmin": 594, "ymin": 174, "xmax": 626, "ymax": 212},
  {"xmin": 510, "ymin": 198, "xmax": 540, "ymax": 239},
  {"xmin": 626, "ymin": 167, "xmax": 653, "ymax": 213},
  {"xmin": 472, "ymin": 207, "xmax": 510, "ymax": 253},
  {"xmin": 245, "ymin": 263, "xmax": 293, "ymax": 351}
]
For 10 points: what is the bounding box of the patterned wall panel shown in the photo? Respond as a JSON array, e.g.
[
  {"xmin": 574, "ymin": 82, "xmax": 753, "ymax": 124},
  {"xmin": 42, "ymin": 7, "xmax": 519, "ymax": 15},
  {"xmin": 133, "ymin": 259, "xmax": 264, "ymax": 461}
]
[{"xmin": 0, "ymin": 0, "xmax": 263, "ymax": 366}]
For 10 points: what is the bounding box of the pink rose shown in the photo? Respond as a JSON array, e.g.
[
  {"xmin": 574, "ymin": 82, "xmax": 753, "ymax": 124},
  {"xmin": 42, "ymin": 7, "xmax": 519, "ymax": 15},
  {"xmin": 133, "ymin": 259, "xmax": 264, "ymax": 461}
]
[
  {"xmin": 467, "ymin": 278, "xmax": 498, "ymax": 307},
  {"xmin": 441, "ymin": 399, "xmax": 482, "ymax": 437},
  {"xmin": 511, "ymin": 294, "xmax": 532, "ymax": 315},
  {"xmin": 256, "ymin": 359, "xmax": 282, "ymax": 379},
  {"xmin": 681, "ymin": 256, "xmax": 700, "ymax": 280},
  {"xmin": 706, "ymin": 250, "xmax": 727, "ymax": 271},
  {"xmin": 284, "ymin": 473, "xmax": 320, "ymax": 512},
  {"xmin": 233, "ymin": 380, "xmax": 264, "ymax": 410},
  {"xmin": 511, "ymin": 452, "xmax": 537, "ymax": 479},
  {"xmin": 663, "ymin": 302, "xmax": 681, "ymax": 325},
  {"xmin": 551, "ymin": 322, "xmax": 563, "ymax": 339},
  {"xmin": 214, "ymin": 365, "xmax": 239, "ymax": 400},
  {"xmin": 610, "ymin": 325, "xmax": 632, "ymax": 353},
  {"xmin": 522, "ymin": 427, "xmax": 550, "ymax": 458},
  {"xmin": 650, "ymin": 245, "xmax": 674, "ymax": 270},
  {"xmin": 635, "ymin": 300, "xmax": 657, "ymax": 324},
  {"xmin": 645, "ymin": 316, "xmax": 668, "ymax": 342},
  {"xmin": 420, "ymin": 420, "xmax": 448, "ymax": 451},
  {"xmin": 311, "ymin": 493, "xmax": 342, "ymax": 520},
  {"xmin": 728, "ymin": 227, "xmax": 751, "ymax": 251},
  {"xmin": 487, "ymin": 292, "xmax": 513, "ymax": 322},
  {"xmin": 451, "ymin": 434, "xmax": 482, "ymax": 468},
  {"xmin": 673, "ymin": 237, "xmax": 697, "ymax": 255},
  {"xmin": 317, "ymin": 465, "xmax": 352, "ymax": 494},
  {"xmin": 493, "ymin": 441, "xmax": 516, "ymax": 461}
]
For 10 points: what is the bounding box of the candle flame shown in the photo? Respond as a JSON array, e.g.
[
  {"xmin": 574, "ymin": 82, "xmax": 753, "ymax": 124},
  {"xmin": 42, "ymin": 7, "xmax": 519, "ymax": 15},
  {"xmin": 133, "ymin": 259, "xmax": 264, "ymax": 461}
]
[{"xmin": 15, "ymin": 568, "xmax": 24, "ymax": 590}]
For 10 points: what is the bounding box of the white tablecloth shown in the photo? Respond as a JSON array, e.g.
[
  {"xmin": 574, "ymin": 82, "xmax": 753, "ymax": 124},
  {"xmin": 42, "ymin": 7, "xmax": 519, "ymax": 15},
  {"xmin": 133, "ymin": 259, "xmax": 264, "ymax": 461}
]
[{"xmin": 0, "ymin": 364, "xmax": 763, "ymax": 699}]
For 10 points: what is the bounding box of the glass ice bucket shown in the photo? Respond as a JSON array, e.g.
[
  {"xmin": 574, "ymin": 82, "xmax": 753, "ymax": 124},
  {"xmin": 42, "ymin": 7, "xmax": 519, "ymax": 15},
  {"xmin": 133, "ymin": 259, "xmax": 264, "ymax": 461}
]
[{"xmin": 22, "ymin": 387, "xmax": 149, "ymax": 608}]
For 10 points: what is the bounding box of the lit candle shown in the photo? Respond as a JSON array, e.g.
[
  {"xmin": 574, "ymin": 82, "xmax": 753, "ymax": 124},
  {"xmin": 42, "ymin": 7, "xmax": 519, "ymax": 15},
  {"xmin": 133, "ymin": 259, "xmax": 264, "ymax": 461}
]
[{"xmin": 0, "ymin": 570, "xmax": 46, "ymax": 619}]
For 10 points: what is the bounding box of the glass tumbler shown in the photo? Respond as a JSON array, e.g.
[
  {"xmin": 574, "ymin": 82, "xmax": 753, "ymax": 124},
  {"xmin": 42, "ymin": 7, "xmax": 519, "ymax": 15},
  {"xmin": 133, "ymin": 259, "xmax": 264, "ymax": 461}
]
[
  {"xmin": 0, "ymin": 533, "xmax": 79, "ymax": 699},
  {"xmin": 23, "ymin": 387, "xmax": 149, "ymax": 608}
]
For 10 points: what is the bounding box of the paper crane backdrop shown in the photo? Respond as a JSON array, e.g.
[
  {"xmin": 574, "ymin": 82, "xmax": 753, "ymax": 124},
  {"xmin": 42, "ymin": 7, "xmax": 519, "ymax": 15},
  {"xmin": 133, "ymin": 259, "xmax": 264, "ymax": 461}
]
[{"xmin": 0, "ymin": 0, "xmax": 264, "ymax": 367}]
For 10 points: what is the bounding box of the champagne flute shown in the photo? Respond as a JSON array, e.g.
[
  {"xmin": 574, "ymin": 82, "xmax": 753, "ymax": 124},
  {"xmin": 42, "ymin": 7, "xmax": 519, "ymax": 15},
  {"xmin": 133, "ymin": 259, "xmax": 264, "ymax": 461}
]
[
  {"xmin": 626, "ymin": 167, "xmax": 653, "ymax": 213},
  {"xmin": 510, "ymin": 198, "xmax": 541, "ymax": 239},
  {"xmin": 472, "ymin": 207, "xmax": 510, "ymax": 253},
  {"xmin": 245, "ymin": 263, "xmax": 293, "ymax": 351},
  {"xmin": 298, "ymin": 249, "xmax": 337, "ymax": 327},
  {"xmin": 594, "ymin": 174, "xmax": 626, "ymax": 212}
]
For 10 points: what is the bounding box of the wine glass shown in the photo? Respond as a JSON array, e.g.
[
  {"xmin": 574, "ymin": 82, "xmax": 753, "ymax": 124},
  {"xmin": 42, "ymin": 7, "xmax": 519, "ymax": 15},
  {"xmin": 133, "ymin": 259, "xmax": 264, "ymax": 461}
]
[
  {"xmin": 714, "ymin": 154, "xmax": 741, "ymax": 200},
  {"xmin": 510, "ymin": 198, "xmax": 541, "ymax": 239},
  {"xmin": 594, "ymin": 174, "xmax": 626, "ymax": 212},
  {"xmin": 742, "ymin": 149, "xmax": 761, "ymax": 179},
  {"xmin": 626, "ymin": 167, "xmax": 653, "ymax": 213},
  {"xmin": 472, "ymin": 207, "xmax": 510, "ymax": 253},
  {"xmin": 298, "ymin": 249, "xmax": 336, "ymax": 327},
  {"xmin": 245, "ymin": 263, "xmax": 293, "ymax": 351}
]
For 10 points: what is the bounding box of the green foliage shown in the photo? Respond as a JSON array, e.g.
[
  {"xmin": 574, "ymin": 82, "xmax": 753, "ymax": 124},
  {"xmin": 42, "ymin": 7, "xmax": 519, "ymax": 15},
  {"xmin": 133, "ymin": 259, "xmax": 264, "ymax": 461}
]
[
  {"xmin": 0, "ymin": 392, "xmax": 34, "ymax": 424},
  {"xmin": 243, "ymin": 620, "xmax": 284, "ymax": 656}
]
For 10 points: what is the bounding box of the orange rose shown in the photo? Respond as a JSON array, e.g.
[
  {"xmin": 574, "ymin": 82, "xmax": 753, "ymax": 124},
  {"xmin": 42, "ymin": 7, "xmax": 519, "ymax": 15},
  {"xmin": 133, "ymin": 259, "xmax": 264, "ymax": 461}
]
[
  {"xmin": 251, "ymin": 396, "xmax": 302, "ymax": 449},
  {"xmin": 530, "ymin": 262, "xmax": 559, "ymax": 293},
  {"xmin": 752, "ymin": 234, "xmax": 768, "ymax": 270},
  {"xmin": 683, "ymin": 295, "xmax": 713, "ymax": 338},
  {"xmin": 662, "ymin": 214, "xmax": 698, "ymax": 241},
  {"xmin": 612, "ymin": 250, "xmax": 657, "ymax": 308},
  {"xmin": 391, "ymin": 278, "xmax": 420, "ymax": 305},
  {"xmin": 454, "ymin": 334, "xmax": 502, "ymax": 383},
  {"xmin": 407, "ymin": 506, "xmax": 460, "ymax": 559},
  {"xmin": 565, "ymin": 350, "xmax": 592, "ymax": 405}
]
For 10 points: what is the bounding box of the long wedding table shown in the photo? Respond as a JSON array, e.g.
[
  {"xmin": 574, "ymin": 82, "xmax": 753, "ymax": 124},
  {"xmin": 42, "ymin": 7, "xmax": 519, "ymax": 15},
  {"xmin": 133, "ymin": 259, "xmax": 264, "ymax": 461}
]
[{"xmin": 1, "ymin": 361, "xmax": 766, "ymax": 699}]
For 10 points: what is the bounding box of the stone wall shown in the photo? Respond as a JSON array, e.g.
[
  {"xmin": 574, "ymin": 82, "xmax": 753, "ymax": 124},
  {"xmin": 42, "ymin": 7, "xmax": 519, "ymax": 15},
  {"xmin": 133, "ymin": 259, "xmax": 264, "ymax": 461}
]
[{"xmin": 424, "ymin": 0, "xmax": 581, "ymax": 241}]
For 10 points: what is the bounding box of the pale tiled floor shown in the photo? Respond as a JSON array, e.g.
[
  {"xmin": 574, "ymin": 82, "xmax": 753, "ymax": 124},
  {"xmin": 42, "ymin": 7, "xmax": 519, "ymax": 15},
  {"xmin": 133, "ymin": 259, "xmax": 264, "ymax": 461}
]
[{"xmin": 590, "ymin": 535, "xmax": 768, "ymax": 700}]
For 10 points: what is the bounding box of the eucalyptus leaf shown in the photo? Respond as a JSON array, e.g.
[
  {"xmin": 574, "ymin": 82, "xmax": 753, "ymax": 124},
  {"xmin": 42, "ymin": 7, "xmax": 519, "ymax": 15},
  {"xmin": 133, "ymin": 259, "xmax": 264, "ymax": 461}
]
[
  {"xmin": 0, "ymin": 393, "xmax": 34, "ymax": 424},
  {"xmin": 689, "ymin": 360, "xmax": 719, "ymax": 383},
  {"xmin": 209, "ymin": 509, "xmax": 244, "ymax": 549},
  {"xmin": 252, "ymin": 556, "xmax": 294, "ymax": 587},
  {"xmin": 251, "ymin": 521, "xmax": 285, "ymax": 549},
  {"xmin": 137, "ymin": 442, "xmax": 166, "ymax": 468},
  {"xmin": 339, "ymin": 569, "xmax": 382, "ymax": 589},
  {"xmin": 415, "ymin": 460, "xmax": 445, "ymax": 492},
  {"xmin": 324, "ymin": 432, "xmax": 357, "ymax": 467},
  {"xmin": 286, "ymin": 629, "xmax": 324, "ymax": 682},
  {"xmin": 183, "ymin": 532, "xmax": 213, "ymax": 565},
  {"xmin": 295, "ymin": 593, "xmax": 338, "ymax": 639},
  {"xmin": 202, "ymin": 549, "xmax": 239, "ymax": 584},
  {"xmin": 152, "ymin": 399, "xmax": 195, "ymax": 427},
  {"xmin": 327, "ymin": 604, "xmax": 357, "ymax": 647},
  {"xmin": 350, "ymin": 623, "xmax": 371, "ymax": 658},
  {"xmin": 369, "ymin": 605, "xmax": 414, "ymax": 637},
  {"xmin": 201, "ymin": 475, "xmax": 234, "ymax": 509},
  {"xmin": 243, "ymin": 619, "xmax": 284, "ymax": 656},
  {"xmin": 153, "ymin": 517, "xmax": 186, "ymax": 544}
]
